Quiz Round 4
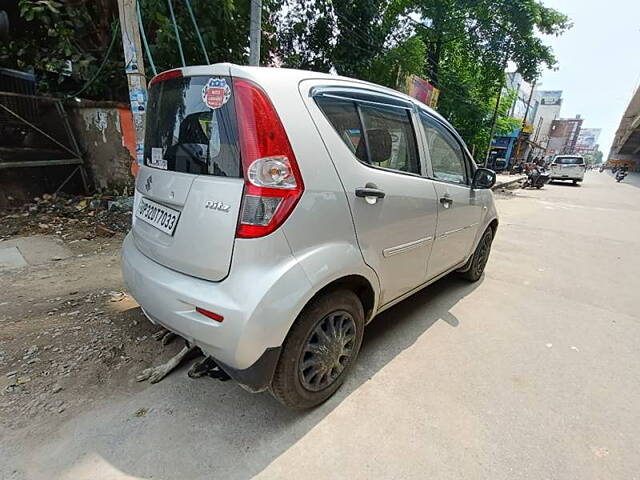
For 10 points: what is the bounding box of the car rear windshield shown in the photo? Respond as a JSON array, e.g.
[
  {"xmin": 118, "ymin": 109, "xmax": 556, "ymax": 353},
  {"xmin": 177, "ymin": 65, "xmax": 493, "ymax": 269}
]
[
  {"xmin": 144, "ymin": 75, "xmax": 241, "ymax": 177},
  {"xmin": 554, "ymin": 157, "xmax": 584, "ymax": 165}
]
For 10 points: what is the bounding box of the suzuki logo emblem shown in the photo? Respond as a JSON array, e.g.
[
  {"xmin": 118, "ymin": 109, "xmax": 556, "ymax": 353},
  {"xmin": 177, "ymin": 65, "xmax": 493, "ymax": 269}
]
[{"xmin": 145, "ymin": 176, "xmax": 152, "ymax": 192}]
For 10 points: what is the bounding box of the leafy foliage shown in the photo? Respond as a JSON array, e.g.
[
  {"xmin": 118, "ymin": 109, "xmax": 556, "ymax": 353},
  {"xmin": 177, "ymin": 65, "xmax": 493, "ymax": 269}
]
[
  {"xmin": 0, "ymin": 0, "xmax": 112, "ymax": 96},
  {"xmin": 276, "ymin": 0, "xmax": 425, "ymax": 88},
  {"xmin": 0, "ymin": 0, "xmax": 278, "ymax": 100},
  {"xmin": 1, "ymin": 0, "xmax": 569, "ymax": 157},
  {"xmin": 277, "ymin": 0, "xmax": 570, "ymax": 160},
  {"xmin": 403, "ymin": 0, "xmax": 570, "ymax": 159},
  {"xmin": 584, "ymin": 150, "xmax": 603, "ymax": 165}
]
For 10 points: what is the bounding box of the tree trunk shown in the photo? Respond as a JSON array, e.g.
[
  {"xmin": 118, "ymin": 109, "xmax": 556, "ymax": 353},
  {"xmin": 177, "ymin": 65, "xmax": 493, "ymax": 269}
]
[{"xmin": 427, "ymin": 8, "xmax": 445, "ymax": 87}]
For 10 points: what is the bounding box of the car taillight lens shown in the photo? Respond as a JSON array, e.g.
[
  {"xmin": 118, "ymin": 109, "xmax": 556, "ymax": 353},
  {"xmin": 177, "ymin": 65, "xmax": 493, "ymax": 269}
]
[{"xmin": 233, "ymin": 78, "xmax": 304, "ymax": 238}]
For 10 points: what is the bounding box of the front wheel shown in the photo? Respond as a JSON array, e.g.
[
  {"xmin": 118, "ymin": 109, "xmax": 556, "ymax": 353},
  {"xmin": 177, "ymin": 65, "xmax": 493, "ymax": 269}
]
[
  {"xmin": 460, "ymin": 228, "xmax": 493, "ymax": 282},
  {"xmin": 270, "ymin": 290, "xmax": 365, "ymax": 409}
]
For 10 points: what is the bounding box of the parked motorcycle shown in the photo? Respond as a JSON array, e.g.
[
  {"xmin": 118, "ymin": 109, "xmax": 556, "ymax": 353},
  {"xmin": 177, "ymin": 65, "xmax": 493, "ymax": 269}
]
[
  {"xmin": 522, "ymin": 166, "xmax": 550, "ymax": 189},
  {"xmin": 510, "ymin": 162, "xmax": 524, "ymax": 175}
]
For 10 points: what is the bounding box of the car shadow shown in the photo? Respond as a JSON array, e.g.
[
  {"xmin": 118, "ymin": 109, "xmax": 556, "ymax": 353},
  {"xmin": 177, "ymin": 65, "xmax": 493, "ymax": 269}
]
[
  {"xmin": 548, "ymin": 180, "xmax": 581, "ymax": 187},
  {"xmin": 32, "ymin": 274, "xmax": 483, "ymax": 480}
]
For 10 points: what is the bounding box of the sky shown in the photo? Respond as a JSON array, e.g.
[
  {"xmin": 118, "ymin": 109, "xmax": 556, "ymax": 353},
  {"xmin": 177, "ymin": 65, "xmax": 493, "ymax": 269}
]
[{"xmin": 537, "ymin": 0, "xmax": 640, "ymax": 157}]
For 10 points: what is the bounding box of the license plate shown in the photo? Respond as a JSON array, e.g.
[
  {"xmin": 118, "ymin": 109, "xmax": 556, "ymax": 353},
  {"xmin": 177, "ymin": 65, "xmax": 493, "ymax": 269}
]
[{"xmin": 136, "ymin": 197, "xmax": 180, "ymax": 235}]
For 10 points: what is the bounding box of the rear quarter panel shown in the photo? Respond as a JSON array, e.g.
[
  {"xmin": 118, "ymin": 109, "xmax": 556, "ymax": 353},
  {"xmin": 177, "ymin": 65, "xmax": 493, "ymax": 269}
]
[{"xmin": 229, "ymin": 68, "xmax": 381, "ymax": 318}]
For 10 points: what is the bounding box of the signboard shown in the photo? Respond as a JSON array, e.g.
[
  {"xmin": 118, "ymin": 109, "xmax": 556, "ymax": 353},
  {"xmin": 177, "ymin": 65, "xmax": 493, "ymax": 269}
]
[
  {"xmin": 540, "ymin": 90, "xmax": 562, "ymax": 106},
  {"xmin": 576, "ymin": 128, "xmax": 601, "ymax": 148},
  {"xmin": 406, "ymin": 75, "xmax": 440, "ymax": 108}
]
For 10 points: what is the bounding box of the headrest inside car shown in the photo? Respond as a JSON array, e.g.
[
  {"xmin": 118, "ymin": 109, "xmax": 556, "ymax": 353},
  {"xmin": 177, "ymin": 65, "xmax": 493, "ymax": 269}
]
[{"xmin": 367, "ymin": 128, "xmax": 392, "ymax": 164}]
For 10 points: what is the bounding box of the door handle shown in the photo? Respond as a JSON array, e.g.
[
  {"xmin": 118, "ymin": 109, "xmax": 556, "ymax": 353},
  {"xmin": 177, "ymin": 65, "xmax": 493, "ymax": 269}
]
[
  {"xmin": 355, "ymin": 187, "xmax": 386, "ymax": 199},
  {"xmin": 439, "ymin": 196, "xmax": 453, "ymax": 208}
]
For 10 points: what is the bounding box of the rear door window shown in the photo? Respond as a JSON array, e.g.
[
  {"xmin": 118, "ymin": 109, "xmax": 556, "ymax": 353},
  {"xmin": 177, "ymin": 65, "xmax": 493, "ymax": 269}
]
[
  {"xmin": 358, "ymin": 104, "xmax": 420, "ymax": 175},
  {"xmin": 316, "ymin": 96, "xmax": 420, "ymax": 175},
  {"xmin": 315, "ymin": 97, "xmax": 368, "ymax": 163},
  {"xmin": 554, "ymin": 157, "xmax": 584, "ymax": 165},
  {"xmin": 144, "ymin": 75, "xmax": 241, "ymax": 177}
]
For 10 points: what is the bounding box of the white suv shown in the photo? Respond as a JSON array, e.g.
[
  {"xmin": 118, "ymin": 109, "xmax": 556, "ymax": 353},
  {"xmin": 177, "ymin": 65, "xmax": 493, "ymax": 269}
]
[
  {"xmin": 122, "ymin": 64, "xmax": 499, "ymax": 408},
  {"xmin": 549, "ymin": 155, "xmax": 586, "ymax": 184}
]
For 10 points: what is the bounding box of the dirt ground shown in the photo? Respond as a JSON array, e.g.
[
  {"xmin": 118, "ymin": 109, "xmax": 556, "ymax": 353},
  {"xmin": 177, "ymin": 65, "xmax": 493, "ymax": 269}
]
[{"xmin": 0, "ymin": 199, "xmax": 184, "ymax": 433}]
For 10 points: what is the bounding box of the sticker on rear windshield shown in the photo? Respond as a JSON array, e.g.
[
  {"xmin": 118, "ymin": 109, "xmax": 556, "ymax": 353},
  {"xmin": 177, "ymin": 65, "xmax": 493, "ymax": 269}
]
[
  {"xmin": 149, "ymin": 147, "xmax": 167, "ymax": 170},
  {"xmin": 202, "ymin": 78, "xmax": 231, "ymax": 110}
]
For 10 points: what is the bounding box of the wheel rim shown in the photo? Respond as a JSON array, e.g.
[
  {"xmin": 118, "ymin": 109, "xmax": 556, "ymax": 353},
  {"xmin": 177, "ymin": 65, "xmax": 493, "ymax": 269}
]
[
  {"xmin": 298, "ymin": 310, "xmax": 356, "ymax": 392},
  {"xmin": 474, "ymin": 235, "xmax": 491, "ymax": 277}
]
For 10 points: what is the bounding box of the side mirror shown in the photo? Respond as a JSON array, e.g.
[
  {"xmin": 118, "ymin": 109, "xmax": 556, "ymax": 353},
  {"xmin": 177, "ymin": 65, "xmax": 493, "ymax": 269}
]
[{"xmin": 472, "ymin": 168, "xmax": 496, "ymax": 189}]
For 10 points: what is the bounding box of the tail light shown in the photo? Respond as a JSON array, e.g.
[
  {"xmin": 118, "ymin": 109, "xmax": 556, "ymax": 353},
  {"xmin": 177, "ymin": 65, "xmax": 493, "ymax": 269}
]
[{"xmin": 233, "ymin": 78, "xmax": 304, "ymax": 238}]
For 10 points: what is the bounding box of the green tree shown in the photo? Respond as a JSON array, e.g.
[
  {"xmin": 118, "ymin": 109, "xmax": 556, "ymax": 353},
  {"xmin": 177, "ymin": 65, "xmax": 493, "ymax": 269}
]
[
  {"xmin": 403, "ymin": 0, "xmax": 570, "ymax": 159},
  {"xmin": 0, "ymin": 0, "xmax": 278, "ymax": 100},
  {"xmin": 275, "ymin": 0, "xmax": 569, "ymax": 160},
  {"xmin": 584, "ymin": 150, "xmax": 603, "ymax": 165},
  {"xmin": 0, "ymin": 0, "xmax": 120, "ymax": 98},
  {"xmin": 276, "ymin": 0, "xmax": 426, "ymax": 88}
]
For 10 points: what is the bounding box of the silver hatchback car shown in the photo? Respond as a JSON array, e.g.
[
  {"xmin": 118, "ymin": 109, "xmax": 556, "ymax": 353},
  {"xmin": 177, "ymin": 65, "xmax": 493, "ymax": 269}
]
[{"xmin": 122, "ymin": 64, "xmax": 498, "ymax": 408}]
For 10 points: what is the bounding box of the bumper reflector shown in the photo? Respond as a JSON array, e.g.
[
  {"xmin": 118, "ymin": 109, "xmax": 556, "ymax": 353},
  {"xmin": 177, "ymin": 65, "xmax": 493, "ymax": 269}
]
[{"xmin": 196, "ymin": 307, "xmax": 224, "ymax": 323}]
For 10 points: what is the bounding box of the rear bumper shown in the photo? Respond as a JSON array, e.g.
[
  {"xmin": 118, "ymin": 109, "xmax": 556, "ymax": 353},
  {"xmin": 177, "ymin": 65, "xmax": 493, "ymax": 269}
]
[
  {"xmin": 550, "ymin": 170, "xmax": 584, "ymax": 180},
  {"xmin": 121, "ymin": 232, "xmax": 310, "ymax": 391}
]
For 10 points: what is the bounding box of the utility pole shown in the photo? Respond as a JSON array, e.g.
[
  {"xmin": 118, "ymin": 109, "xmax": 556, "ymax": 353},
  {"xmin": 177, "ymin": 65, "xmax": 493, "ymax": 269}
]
[
  {"xmin": 249, "ymin": 0, "xmax": 262, "ymax": 66},
  {"xmin": 521, "ymin": 80, "xmax": 536, "ymax": 129},
  {"xmin": 484, "ymin": 78, "xmax": 504, "ymax": 168},
  {"xmin": 484, "ymin": 40, "xmax": 512, "ymax": 168},
  {"xmin": 117, "ymin": 0, "xmax": 147, "ymax": 174},
  {"xmin": 514, "ymin": 79, "xmax": 536, "ymax": 162}
]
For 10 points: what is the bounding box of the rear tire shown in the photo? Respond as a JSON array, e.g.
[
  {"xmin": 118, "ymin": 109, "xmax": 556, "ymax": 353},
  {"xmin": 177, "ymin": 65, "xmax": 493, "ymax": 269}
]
[
  {"xmin": 270, "ymin": 290, "xmax": 365, "ymax": 409},
  {"xmin": 460, "ymin": 228, "xmax": 493, "ymax": 282}
]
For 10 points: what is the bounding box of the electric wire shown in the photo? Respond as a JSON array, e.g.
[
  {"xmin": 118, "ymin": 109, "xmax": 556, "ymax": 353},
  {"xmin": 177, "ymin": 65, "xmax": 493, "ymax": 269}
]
[
  {"xmin": 184, "ymin": 0, "xmax": 210, "ymax": 64},
  {"xmin": 166, "ymin": 0, "xmax": 186, "ymax": 67},
  {"xmin": 137, "ymin": 0, "xmax": 158, "ymax": 76},
  {"xmin": 67, "ymin": 20, "xmax": 120, "ymax": 98}
]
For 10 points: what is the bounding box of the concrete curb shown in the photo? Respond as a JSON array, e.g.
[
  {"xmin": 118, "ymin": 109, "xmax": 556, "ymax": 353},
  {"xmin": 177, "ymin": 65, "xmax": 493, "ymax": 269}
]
[{"xmin": 492, "ymin": 175, "xmax": 526, "ymax": 190}]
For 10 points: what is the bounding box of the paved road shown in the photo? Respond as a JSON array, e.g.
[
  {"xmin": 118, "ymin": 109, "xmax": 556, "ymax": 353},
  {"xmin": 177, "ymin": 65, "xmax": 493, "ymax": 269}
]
[{"xmin": 6, "ymin": 171, "xmax": 640, "ymax": 479}]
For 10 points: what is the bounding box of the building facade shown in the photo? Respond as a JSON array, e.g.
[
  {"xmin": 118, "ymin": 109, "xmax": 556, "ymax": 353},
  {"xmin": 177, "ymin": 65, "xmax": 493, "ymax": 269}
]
[
  {"xmin": 546, "ymin": 116, "xmax": 583, "ymax": 158},
  {"xmin": 531, "ymin": 90, "xmax": 563, "ymax": 156},
  {"xmin": 488, "ymin": 73, "xmax": 539, "ymax": 170}
]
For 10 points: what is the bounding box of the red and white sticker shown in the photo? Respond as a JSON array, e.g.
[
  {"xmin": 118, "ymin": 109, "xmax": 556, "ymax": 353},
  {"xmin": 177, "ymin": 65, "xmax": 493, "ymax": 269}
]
[{"xmin": 202, "ymin": 77, "xmax": 231, "ymax": 109}]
